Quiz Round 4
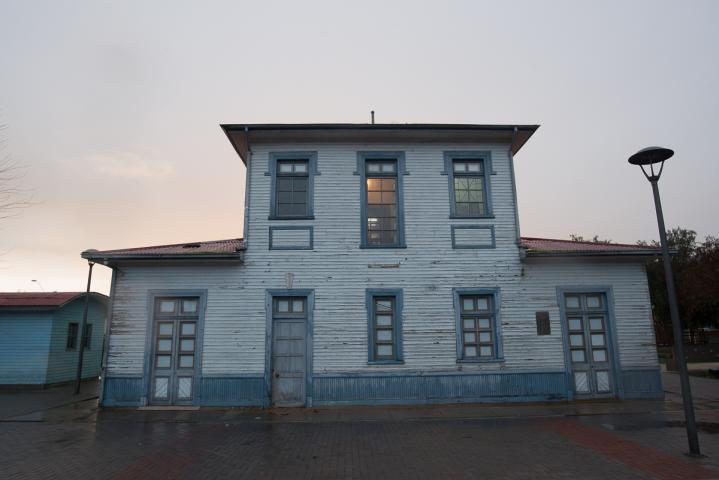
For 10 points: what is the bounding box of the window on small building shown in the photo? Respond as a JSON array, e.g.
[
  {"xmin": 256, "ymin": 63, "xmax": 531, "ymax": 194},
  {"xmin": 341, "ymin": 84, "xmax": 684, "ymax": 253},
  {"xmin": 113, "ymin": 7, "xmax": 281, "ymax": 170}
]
[
  {"xmin": 367, "ymin": 290, "xmax": 403, "ymax": 363},
  {"xmin": 443, "ymin": 152, "xmax": 493, "ymax": 218},
  {"xmin": 454, "ymin": 290, "xmax": 502, "ymax": 361},
  {"xmin": 66, "ymin": 323, "xmax": 78, "ymax": 350},
  {"xmin": 82, "ymin": 324, "xmax": 93, "ymax": 349}
]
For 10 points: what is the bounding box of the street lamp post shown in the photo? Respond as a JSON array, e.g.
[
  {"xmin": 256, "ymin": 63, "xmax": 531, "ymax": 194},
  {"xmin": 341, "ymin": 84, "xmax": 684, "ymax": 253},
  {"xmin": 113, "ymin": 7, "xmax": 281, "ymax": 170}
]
[{"xmin": 628, "ymin": 146, "xmax": 700, "ymax": 456}]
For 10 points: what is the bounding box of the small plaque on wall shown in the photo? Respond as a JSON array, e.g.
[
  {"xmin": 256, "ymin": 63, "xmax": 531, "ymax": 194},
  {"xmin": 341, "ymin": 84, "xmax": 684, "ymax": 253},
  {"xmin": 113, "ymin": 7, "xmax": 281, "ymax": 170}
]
[{"xmin": 536, "ymin": 312, "xmax": 551, "ymax": 335}]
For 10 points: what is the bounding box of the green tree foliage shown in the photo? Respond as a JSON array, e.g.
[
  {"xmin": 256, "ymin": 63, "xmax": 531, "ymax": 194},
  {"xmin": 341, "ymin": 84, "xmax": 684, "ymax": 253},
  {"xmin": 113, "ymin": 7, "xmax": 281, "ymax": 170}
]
[
  {"xmin": 638, "ymin": 228, "xmax": 719, "ymax": 342},
  {"xmin": 569, "ymin": 234, "xmax": 613, "ymax": 244}
]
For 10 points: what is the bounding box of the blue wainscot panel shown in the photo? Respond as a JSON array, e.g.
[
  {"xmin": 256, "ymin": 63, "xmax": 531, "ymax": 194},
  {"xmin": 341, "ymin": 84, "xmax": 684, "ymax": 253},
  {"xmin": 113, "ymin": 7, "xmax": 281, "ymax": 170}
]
[
  {"xmin": 103, "ymin": 376, "xmax": 267, "ymax": 407},
  {"xmin": 199, "ymin": 377, "xmax": 266, "ymax": 406},
  {"xmin": 620, "ymin": 368, "xmax": 664, "ymax": 399},
  {"xmin": 313, "ymin": 371, "xmax": 569, "ymax": 406},
  {"xmin": 102, "ymin": 377, "xmax": 145, "ymax": 407}
]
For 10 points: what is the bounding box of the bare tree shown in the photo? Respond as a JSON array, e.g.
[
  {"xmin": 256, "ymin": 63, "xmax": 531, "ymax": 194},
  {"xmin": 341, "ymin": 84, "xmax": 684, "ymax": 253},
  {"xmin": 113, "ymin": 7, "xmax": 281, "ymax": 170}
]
[{"xmin": 0, "ymin": 122, "xmax": 32, "ymax": 220}]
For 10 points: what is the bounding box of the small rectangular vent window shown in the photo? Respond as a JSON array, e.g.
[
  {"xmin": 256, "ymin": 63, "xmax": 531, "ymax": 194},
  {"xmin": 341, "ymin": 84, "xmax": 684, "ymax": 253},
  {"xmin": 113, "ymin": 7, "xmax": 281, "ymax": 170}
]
[{"xmin": 536, "ymin": 311, "xmax": 551, "ymax": 335}]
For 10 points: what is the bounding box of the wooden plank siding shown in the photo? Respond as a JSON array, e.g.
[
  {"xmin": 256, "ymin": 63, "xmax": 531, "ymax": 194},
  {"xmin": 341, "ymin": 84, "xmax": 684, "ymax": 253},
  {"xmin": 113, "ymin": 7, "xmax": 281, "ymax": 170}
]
[
  {"xmin": 103, "ymin": 141, "xmax": 659, "ymax": 404},
  {"xmin": 46, "ymin": 297, "xmax": 107, "ymax": 384},
  {"xmin": 0, "ymin": 312, "xmax": 53, "ymax": 384}
]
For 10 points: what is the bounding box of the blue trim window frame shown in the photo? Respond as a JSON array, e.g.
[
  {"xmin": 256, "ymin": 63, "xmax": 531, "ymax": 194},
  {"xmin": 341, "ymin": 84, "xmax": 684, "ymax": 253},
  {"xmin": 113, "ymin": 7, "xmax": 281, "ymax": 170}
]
[
  {"xmin": 450, "ymin": 225, "xmax": 496, "ymax": 249},
  {"xmin": 453, "ymin": 288, "xmax": 503, "ymax": 362},
  {"xmin": 442, "ymin": 151, "xmax": 494, "ymax": 219},
  {"xmin": 366, "ymin": 289, "xmax": 404, "ymax": 364},
  {"xmin": 268, "ymin": 226, "xmax": 314, "ymax": 250},
  {"xmin": 356, "ymin": 152, "xmax": 407, "ymax": 248},
  {"xmin": 266, "ymin": 151, "xmax": 319, "ymax": 220}
]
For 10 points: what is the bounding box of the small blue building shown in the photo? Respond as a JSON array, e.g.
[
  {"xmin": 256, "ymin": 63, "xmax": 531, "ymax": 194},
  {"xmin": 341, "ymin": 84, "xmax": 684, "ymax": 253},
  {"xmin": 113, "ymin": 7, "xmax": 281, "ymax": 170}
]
[{"xmin": 0, "ymin": 292, "xmax": 108, "ymax": 387}]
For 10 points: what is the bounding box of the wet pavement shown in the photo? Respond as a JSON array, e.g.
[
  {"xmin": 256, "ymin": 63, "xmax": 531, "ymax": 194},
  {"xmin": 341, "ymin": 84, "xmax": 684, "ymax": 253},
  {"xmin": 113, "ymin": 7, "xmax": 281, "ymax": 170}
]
[
  {"xmin": 1, "ymin": 372, "xmax": 718, "ymax": 479},
  {"xmin": 0, "ymin": 380, "xmax": 99, "ymax": 421}
]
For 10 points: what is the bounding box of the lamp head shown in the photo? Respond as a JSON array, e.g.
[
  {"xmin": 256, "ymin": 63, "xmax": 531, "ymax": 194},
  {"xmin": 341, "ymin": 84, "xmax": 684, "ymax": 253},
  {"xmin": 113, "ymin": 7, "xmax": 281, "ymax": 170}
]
[{"xmin": 628, "ymin": 146, "xmax": 674, "ymax": 166}]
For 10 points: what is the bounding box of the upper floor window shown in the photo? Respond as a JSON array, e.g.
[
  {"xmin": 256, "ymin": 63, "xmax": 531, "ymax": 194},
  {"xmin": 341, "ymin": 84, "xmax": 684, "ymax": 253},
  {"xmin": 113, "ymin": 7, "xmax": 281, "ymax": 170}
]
[
  {"xmin": 357, "ymin": 152, "xmax": 406, "ymax": 248},
  {"xmin": 453, "ymin": 160, "xmax": 486, "ymax": 216},
  {"xmin": 443, "ymin": 152, "xmax": 493, "ymax": 218},
  {"xmin": 277, "ymin": 161, "xmax": 308, "ymax": 217},
  {"xmin": 453, "ymin": 288, "xmax": 503, "ymax": 362},
  {"xmin": 268, "ymin": 152, "xmax": 318, "ymax": 220},
  {"xmin": 367, "ymin": 161, "xmax": 397, "ymax": 246}
]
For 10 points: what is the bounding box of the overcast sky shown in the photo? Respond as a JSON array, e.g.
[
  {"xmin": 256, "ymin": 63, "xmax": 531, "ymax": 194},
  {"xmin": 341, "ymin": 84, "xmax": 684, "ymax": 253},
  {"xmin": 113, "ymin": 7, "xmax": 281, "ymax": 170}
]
[{"xmin": 1, "ymin": 0, "xmax": 717, "ymax": 295}]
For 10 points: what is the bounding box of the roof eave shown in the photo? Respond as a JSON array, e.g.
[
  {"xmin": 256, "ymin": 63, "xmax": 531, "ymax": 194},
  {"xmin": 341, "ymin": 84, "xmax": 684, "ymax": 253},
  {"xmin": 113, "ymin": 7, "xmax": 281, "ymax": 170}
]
[
  {"xmin": 220, "ymin": 123, "xmax": 540, "ymax": 132},
  {"xmin": 221, "ymin": 123, "xmax": 540, "ymax": 164},
  {"xmin": 0, "ymin": 292, "xmax": 109, "ymax": 311},
  {"xmin": 0, "ymin": 305, "xmax": 58, "ymax": 312},
  {"xmin": 524, "ymin": 250, "xmax": 662, "ymax": 258},
  {"xmin": 81, "ymin": 252, "xmax": 245, "ymax": 264}
]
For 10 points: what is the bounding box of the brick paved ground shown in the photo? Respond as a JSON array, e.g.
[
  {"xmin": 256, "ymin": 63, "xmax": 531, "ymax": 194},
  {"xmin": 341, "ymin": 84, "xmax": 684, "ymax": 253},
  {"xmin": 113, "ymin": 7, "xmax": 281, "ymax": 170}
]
[{"xmin": 0, "ymin": 372, "xmax": 717, "ymax": 479}]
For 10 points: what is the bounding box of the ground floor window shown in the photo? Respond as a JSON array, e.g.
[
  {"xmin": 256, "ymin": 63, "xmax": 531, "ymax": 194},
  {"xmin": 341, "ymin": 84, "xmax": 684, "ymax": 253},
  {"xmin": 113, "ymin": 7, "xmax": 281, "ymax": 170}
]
[
  {"xmin": 82, "ymin": 324, "xmax": 93, "ymax": 349},
  {"xmin": 454, "ymin": 289, "xmax": 502, "ymax": 361},
  {"xmin": 366, "ymin": 289, "xmax": 403, "ymax": 363},
  {"xmin": 66, "ymin": 323, "xmax": 78, "ymax": 350}
]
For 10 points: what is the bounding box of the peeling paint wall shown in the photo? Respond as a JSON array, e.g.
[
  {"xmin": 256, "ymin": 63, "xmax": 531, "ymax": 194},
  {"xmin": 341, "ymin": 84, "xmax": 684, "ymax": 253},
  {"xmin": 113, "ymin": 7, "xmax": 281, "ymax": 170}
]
[{"xmin": 102, "ymin": 140, "xmax": 658, "ymax": 402}]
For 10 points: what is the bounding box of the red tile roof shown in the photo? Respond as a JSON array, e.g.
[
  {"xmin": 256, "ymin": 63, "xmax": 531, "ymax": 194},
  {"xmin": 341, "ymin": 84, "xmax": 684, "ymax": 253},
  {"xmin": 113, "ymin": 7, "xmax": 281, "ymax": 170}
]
[
  {"xmin": 520, "ymin": 237, "xmax": 661, "ymax": 256},
  {"xmin": 82, "ymin": 238, "xmax": 245, "ymax": 262},
  {"xmin": 0, "ymin": 292, "xmax": 107, "ymax": 308},
  {"xmin": 82, "ymin": 236, "xmax": 657, "ymax": 262}
]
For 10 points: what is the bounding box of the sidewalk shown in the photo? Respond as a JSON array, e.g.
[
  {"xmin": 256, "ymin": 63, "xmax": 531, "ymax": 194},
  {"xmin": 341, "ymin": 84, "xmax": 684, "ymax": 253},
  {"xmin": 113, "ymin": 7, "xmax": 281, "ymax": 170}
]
[{"xmin": 1, "ymin": 373, "xmax": 717, "ymax": 479}]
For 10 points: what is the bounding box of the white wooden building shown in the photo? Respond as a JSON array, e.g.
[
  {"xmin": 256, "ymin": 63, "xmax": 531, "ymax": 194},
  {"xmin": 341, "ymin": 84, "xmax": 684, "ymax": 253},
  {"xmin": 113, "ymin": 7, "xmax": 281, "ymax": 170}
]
[{"xmin": 83, "ymin": 123, "xmax": 663, "ymax": 407}]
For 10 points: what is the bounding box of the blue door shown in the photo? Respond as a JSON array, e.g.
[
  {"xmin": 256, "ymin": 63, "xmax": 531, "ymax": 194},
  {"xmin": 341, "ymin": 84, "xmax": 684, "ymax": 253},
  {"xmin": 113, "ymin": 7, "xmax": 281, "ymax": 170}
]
[
  {"xmin": 271, "ymin": 297, "xmax": 307, "ymax": 407},
  {"xmin": 564, "ymin": 293, "xmax": 614, "ymax": 398},
  {"xmin": 150, "ymin": 297, "xmax": 199, "ymax": 405}
]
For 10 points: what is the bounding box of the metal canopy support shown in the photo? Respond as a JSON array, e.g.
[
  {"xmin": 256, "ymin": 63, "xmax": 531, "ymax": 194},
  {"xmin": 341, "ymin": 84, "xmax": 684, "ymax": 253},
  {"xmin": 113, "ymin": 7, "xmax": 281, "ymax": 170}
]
[{"xmin": 74, "ymin": 261, "xmax": 94, "ymax": 395}]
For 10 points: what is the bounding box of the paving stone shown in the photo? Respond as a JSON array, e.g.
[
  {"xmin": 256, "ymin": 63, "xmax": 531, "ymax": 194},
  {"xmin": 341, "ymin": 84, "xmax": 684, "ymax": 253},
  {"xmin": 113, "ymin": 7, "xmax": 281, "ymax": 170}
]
[{"xmin": 1, "ymin": 372, "xmax": 718, "ymax": 479}]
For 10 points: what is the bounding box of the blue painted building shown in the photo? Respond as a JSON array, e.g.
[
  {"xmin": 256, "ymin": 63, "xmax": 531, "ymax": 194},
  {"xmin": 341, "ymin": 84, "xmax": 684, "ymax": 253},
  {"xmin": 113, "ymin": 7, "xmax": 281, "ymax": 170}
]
[
  {"xmin": 0, "ymin": 292, "xmax": 108, "ymax": 387},
  {"xmin": 83, "ymin": 123, "xmax": 664, "ymax": 407}
]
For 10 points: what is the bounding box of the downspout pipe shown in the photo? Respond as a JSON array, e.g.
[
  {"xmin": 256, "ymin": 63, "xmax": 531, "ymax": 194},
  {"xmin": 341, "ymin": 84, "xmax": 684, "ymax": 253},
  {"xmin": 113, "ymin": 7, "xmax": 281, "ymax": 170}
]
[
  {"xmin": 242, "ymin": 126, "xmax": 252, "ymax": 247},
  {"xmin": 74, "ymin": 261, "xmax": 94, "ymax": 395},
  {"xmin": 97, "ymin": 265, "xmax": 117, "ymax": 405},
  {"xmin": 508, "ymin": 127, "xmax": 522, "ymax": 245}
]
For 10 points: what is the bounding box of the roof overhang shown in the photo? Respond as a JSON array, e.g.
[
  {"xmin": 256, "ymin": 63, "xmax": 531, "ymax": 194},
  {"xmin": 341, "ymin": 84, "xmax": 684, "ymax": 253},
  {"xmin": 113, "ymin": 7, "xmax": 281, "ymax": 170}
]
[
  {"xmin": 0, "ymin": 292, "xmax": 109, "ymax": 311},
  {"xmin": 523, "ymin": 250, "xmax": 663, "ymax": 258},
  {"xmin": 81, "ymin": 238, "xmax": 245, "ymax": 266},
  {"xmin": 81, "ymin": 251, "xmax": 244, "ymax": 266},
  {"xmin": 221, "ymin": 123, "xmax": 539, "ymax": 165}
]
